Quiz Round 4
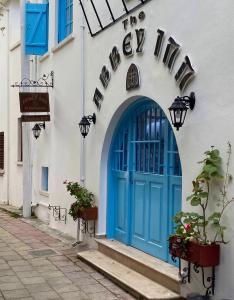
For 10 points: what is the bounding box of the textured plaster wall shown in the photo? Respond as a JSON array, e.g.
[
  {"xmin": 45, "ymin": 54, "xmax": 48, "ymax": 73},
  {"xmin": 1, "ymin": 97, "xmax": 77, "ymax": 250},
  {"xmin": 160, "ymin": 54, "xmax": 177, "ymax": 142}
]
[
  {"xmin": 32, "ymin": 0, "xmax": 234, "ymax": 298},
  {"xmin": 0, "ymin": 0, "xmax": 22, "ymax": 206}
]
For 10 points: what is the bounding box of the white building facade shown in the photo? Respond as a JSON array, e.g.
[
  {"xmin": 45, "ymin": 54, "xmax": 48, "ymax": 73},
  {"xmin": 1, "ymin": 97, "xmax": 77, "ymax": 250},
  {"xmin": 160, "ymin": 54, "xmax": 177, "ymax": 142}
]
[{"xmin": 1, "ymin": 0, "xmax": 234, "ymax": 298}]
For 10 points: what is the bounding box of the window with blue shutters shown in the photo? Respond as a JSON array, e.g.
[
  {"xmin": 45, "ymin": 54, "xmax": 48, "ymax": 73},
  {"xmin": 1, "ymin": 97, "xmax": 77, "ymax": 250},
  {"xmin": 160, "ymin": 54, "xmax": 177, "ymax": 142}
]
[
  {"xmin": 25, "ymin": 3, "xmax": 49, "ymax": 56},
  {"xmin": 58, "ymin": 0, "xmax": 73, "ymax": 42}
]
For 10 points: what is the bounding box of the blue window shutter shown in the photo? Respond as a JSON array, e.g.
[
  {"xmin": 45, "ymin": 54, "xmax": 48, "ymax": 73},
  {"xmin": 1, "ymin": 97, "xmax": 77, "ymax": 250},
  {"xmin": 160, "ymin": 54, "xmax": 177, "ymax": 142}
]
[
  {"xmin": 25, "ymin": 3, "xmax": 49, "ymax": 56},
  {"xmin": 58, "ymin": 0, "xmax": 73, "ymax": 42},
  {"xmin": 58, "ymin": 0, "xmax": 66, "ymax": 42}
]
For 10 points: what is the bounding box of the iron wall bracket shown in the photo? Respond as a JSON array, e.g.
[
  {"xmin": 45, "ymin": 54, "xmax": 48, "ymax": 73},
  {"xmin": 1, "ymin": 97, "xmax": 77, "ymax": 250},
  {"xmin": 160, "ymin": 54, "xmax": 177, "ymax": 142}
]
[
  {"xmin": 11, "ymin": 71, "xmax": 54, "ymax": 89},
  {"xmin": 171, "ymin": 256, "xmax": 216, "ymax": 297}
]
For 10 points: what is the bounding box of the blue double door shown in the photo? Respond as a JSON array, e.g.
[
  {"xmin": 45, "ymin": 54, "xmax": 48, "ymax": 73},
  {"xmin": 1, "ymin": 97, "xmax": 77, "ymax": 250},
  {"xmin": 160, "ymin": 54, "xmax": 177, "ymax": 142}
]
[{"xmin": 108, "ymin": 100, "xmax": 182, "ymax": 263}]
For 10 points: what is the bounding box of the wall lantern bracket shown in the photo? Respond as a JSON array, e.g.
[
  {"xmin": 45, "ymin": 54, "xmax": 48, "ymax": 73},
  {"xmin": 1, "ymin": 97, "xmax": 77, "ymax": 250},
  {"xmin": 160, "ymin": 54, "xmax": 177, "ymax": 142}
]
[
  {"xmin": 79, "ymin": 113, "xmax": 96, "ymax": 138},
  {"xmin": 11, "ymin": 71, "xmax": 54, "ymax": 90},
  {"xmin": 168, "ymin": 92, "xmax": 196, "ymax": 131},
  {"xmin": 32, "ymin": 122, "xmax": 45, "ymax": 140}
]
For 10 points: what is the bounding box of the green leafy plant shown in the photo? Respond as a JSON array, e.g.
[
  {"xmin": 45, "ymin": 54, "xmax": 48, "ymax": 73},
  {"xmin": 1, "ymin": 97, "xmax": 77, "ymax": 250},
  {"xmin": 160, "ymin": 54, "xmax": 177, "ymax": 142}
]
[
  {"xmin": 64, "ymin": 180, "xmax": 95, "ymax": 221},
  {"xmin": 173, "ymin": 142, "xmax": 234, "ymax": 245}
]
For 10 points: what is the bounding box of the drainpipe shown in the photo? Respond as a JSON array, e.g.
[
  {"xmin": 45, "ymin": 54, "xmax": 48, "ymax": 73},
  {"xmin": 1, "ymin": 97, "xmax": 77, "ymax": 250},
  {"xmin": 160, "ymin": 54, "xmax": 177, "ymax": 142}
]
[
  {"xmin": 80, "ymin": 8, "xmax": 85, "ymax": 186},
  {"xmin": 21, "ymin": 0, "xmax": 32, "ymax": 218},
  {"xmin": 4, "ymin": 6, "xmax": 10, "ymax": 205},
  {"xmin": 76, "ymin": 5, "xmax": 86, "ymax": 245}
]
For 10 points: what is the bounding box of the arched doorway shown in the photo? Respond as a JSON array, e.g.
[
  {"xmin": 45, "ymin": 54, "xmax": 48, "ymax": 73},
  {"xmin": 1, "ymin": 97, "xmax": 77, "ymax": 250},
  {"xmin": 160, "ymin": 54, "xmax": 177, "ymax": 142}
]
[{"xmin": 107, "ymin": 98, "xmax": 182, "ymax": 263}]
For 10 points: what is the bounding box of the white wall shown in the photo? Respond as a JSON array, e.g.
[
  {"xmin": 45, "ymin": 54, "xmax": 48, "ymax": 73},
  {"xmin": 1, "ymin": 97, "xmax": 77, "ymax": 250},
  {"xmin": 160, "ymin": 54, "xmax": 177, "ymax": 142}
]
[{"xmin": 26, "ymin": 0, "xmax": 234, "ymax": 298}]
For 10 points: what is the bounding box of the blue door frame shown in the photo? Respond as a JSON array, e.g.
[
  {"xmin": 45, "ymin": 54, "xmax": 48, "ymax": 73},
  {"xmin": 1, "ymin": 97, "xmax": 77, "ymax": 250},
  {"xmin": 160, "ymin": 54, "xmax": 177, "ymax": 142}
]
[{"xmin": 107, "ymin": 99, "xmax": 182, "ymax": 263}]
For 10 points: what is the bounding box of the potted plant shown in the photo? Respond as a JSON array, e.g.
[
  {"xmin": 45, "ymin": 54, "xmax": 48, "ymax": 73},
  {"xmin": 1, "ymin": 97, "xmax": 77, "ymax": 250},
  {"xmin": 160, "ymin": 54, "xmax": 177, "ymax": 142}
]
[
  {"xmin": 64, "ymin": 180, "xmax": 98, "ymax": 221},
  {"xmin": 169, "ymin": 143, "xmax": 234, "ymax": 267}
]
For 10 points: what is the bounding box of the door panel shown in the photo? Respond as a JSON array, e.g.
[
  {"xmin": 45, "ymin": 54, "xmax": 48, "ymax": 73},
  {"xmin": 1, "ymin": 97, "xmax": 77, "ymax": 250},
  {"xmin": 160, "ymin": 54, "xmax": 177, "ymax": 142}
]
[
  {"xmin": 109, "ymin": 100, "xmax": 182, "ymax": 263},
  {"xmin": 113, "ymin": 171, "xmax": 129, "ymax": 244},
  {"xmin": 148, "ymin": 181, "xmax": 163, "ymax": 244},
  {"xmin": 132, "ymin": 180, "xmax": 146, "ymax": 239}
]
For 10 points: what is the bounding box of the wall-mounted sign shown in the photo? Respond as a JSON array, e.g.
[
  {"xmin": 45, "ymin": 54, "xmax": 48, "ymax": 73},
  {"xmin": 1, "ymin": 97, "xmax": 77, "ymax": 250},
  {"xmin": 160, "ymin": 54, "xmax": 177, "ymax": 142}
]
[
  {"xmin": 126, "ymin": 64, "xmax": 140, "ymax": 91},
  {"xmin": 21, "ymin": 115, "xmax": 50, "ymax": 123},
  {"xmin": 19, "ymin": 92, "xmax": 50, "ymax": 113},
  {"xmin": 92, "ymin": 11, "xmax": 196, "ymax": 111}
]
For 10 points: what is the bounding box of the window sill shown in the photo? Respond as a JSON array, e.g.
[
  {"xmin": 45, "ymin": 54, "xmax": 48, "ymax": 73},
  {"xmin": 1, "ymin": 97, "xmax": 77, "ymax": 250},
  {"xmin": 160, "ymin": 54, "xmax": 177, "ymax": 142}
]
[
  {"xmin": 39, "ymin": 190, "xmax": 49, "ymax": 197},
  {"xmin": 39, "ymin": 52, "xmax": 50, "ymax": 63},
  {"xmin": 52, "ymin": 34, "xmax": 75, "ymax": 54},
  {"xmin": 17, "ymin": 161, "xmax": 23, "ymax": 166},
  {"xmin": 0, "ymin": 170, "xmax": 4, "ymax": 176}
]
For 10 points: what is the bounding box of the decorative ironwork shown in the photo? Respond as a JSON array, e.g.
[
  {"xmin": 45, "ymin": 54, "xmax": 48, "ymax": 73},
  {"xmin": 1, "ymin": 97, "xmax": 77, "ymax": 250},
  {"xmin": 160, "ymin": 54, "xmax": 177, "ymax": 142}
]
[
  {"xmin": 79, "ymin": 0, "xmax": 152, "ymax": 37},
  {"xmin": 193, "ymin": 265, "xmax": 215, "ymax": 296},
  {"xmin": 179, "ymin": 259, "xmax": 191, "ymax": 284},
  {"xmin": 48, "ymin": 205, "xmax": 67, "ymax": 224},
  {"xmin": 78, "ymin": 219, "xmax": 96, "ymax": 237},
  {"xmin": 11, "ymin": 71, "xmax": 54, "ymax": 89},
  {"xmin": 126, "ymin": 63, "xmax": 140, "ymax": 90},
  {"xmin": 172, "ymin": 256, "xmax": 216, "ymax": 297}
]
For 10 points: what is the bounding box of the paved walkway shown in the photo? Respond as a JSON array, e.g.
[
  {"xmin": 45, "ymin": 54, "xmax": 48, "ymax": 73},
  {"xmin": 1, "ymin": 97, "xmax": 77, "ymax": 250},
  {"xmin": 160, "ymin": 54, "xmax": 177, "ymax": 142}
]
[{"xmin": 0, "ymin": 211, "xmax": 134, "ymax": 300}]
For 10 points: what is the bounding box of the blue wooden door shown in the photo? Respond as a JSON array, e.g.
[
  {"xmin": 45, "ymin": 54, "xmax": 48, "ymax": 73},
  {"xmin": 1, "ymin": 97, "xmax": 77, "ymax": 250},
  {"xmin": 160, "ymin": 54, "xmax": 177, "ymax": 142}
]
[{"xmin": 108, "ymin": 100, "xmax": 181, "ymax": 263}]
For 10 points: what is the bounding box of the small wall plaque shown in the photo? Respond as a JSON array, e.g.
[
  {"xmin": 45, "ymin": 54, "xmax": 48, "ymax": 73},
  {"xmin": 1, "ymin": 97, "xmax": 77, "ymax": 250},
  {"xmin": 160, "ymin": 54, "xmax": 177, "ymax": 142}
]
[{"xmin": 126, "ymin": 63, "xmax": 140, "ymax": 91}]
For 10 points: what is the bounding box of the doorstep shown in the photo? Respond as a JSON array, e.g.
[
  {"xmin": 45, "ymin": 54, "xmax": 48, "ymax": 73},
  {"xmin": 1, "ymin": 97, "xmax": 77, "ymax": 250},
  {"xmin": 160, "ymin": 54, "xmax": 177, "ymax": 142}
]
[{"xmin": 77, "ymin": 239, "xmax": 184, "ymax": 300}]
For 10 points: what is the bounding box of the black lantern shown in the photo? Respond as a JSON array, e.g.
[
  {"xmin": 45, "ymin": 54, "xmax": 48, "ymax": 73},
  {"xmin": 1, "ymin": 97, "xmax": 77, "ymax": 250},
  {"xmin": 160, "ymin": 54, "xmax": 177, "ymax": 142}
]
[
  {"xmin": 32, "ymin": 122, "xmax": 45, "ymax": 139},
  {"xmin": 79, "ymin": 113, "xmax": 96, "ymax": 138},
  {"xmin": 168, "ymin": 92, "xmax": 196, "ymax": 131}
]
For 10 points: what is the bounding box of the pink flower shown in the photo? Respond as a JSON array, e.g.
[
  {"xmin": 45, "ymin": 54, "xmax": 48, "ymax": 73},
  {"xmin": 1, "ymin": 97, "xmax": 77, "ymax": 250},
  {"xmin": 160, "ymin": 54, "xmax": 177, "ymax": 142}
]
[{"xmin": 185, "ymin": 223, "xmax": 191, "ymax": 232}]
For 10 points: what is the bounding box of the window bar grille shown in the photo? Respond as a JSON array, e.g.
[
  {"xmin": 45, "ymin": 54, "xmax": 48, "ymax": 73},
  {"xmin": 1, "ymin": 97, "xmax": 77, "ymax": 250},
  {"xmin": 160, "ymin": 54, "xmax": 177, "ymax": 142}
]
[
  {"xmin": 153, "ymin": 108, "xmax": 156, "ymax": 174},
  {"xmin": 90, "ymin": 0, "xmax": 103, "ymax": 29},
  {"xmin": 79, "ymin": 0, "xmax": 152, "ymax": 37},
  {"xmin": 158, "ymin": 109, "xmax": 162, "ymax": 174},
  {"xmin": 148, "ymin": 109, "xmax": 152, "ymax": 173},
  {"xmin": 121, "ymin": 0, "xmax": 129, "ymax": 14},
  {"xmin": 79, "ymin": 0, "xmax": 94, "ymax": 36},
  {"xmin": 143, "ymin": 109, "xmax": 146, "ymax": 173},
  {"xmin": 105, "ymin": 0, "xmax": 115, "ymax": 22}
]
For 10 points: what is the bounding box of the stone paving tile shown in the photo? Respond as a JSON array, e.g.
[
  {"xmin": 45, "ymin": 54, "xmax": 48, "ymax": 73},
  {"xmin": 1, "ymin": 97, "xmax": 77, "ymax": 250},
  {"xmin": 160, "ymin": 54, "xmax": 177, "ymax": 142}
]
[
  {"xmin": 60, "ymin": 291, "xmax": 89, "ymax": 300},
  {"xmin": 57, "ymin": 265, "xmax": 82, "ymax": 273},
  {"xmin": 80, "ymin": 283, "xmax": 108, "ymax": 294},
  {"xmin": 8, "ymin": 260, "xmax": 30, "ymax": 266},
  {"xmin": 74, "ymin": 277, "xmax": 98, "ymax": 287},
  {"xmin": 40, "ymin": 271, "xmax": 65, "ymax": 279},
  {"xmin": 25, "ymin": 283, "xmax": 53, "ymax": 293},
  {"xmin": 29, "ymin": 290, "xmax": 61, "ymax": 300},
  {"xmin": 90, "ymin": 272, "xmax": 105, "ymax": 281},
  {"xmin": 0, "ymin": 275, "xmax": 21, "ymax": 283},
  {"xmin": 47, "ymin": 276, "xmax": 73, "ymax": 287},
  {"xmin": 16, "ymin": 270, "xmax": 40, "ymax": 278},
  {"xmin": 12, "ymin": 265, "xmax": 34, "ymax": 272},
  {"xmin": 0, "ymin": 269, "xmax": 15, "ymax": 276},
  {"xmin": 0, "ymin": 211, "xmax": 133, "ymax": 300},
  {"xmin": 53, "ymin": 284, "xmax": 80, "ymax": 293},
  {"xmin": 65, "ymin": 271, "xmax": 90, "ymax": 280},
  {"xmin": 2, "ymin": 288, "xmax": 31, "ymax": 299},
  {"xmin": 0, "ymin": 282, "xmax": 24, "ymax": 291},
  {"xmin": 88, "ymin": 292, "xmax": 118, "ymax": 300},
  {"xmin": 20, "ymin": 276, "xmax": 46, "ymax": 285}
]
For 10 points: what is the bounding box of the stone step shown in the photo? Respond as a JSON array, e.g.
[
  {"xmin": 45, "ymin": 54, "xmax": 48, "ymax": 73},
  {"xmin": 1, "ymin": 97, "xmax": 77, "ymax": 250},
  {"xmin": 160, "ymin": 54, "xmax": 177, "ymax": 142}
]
[
  {"xmin": 97, "ymin": 239, "xmax": 180, "ymax": 294},
  {"xmin": 77, "ymin": 250, "xmax": 183, "ymax": 300}
]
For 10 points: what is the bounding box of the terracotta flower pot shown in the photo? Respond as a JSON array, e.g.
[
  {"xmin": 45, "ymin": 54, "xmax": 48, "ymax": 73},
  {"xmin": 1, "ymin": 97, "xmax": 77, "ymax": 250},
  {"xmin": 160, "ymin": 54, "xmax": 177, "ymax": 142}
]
[
  {"xmin": 78, "ymin": 207, "xmax": 98, "ymax": 221},
  {"xmin": 169, "ymin": 236, "xmax": 220, "ymax": 267},
  {"xmin": 187, "ymin": 242, "xmax": 220, "ymax": 267}
]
